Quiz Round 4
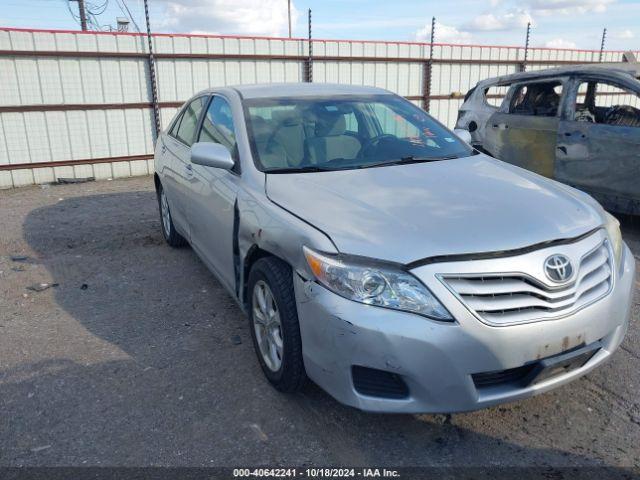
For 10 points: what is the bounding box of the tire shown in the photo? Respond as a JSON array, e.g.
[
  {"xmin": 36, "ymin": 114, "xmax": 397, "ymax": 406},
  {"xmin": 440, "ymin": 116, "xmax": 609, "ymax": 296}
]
[
  {"xmin": 247, "ymin": 257, "xmax": 307, "ymax": 393},
  {"xmin": 157, "ymin": 183, "xmax": 188, "ymax": 248}
]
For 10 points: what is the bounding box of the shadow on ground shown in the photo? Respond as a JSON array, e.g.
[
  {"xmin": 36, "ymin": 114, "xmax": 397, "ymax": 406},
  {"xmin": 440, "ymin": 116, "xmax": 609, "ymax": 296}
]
[{"xmin": 1, "ymin": 188, "xmax": 637, "ymax": 469}]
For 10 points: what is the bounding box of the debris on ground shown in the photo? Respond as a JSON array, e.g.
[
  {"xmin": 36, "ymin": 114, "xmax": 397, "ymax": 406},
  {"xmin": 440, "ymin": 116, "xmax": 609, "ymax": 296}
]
[
  {"xmin": 250, "ymin": 423, "xmax": 269, "ymax": 441},
  {"xmin": 80, "ymin": 284, "xmax": 88, "ymax": 290},
  {"xmin": 30, "ymin": 445, "xmax": 52, "ymax": 453},
  {"xmin": 231, "ymin": 335, "xmax": 242, "ymax": 345},
  {"xmin": 26, "ymin": 283, "xmax": 59, "ymax": 292},
  {"xmin": 56, "ymin": 177, "xmax": 95, "ymax": 185},
  {"xmin": 11, "ymin": 266, "xmax": 26, "ymax": 272},
  {"xmin": 10, "ymin": 255, "xmax": 30, "ymax": 262}
]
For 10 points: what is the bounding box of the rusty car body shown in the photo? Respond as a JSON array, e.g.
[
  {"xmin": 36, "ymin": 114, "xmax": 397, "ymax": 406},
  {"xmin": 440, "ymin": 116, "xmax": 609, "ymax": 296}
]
[{"xmin": 455, "ymin": 57, "xmax": 640, "ymax": 215}]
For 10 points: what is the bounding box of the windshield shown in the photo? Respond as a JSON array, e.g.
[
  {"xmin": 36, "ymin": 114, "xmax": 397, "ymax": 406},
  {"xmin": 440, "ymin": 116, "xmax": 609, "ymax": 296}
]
[{"xmin": 244, "ymin": 94, "xmax": 473, "ymax": 172}]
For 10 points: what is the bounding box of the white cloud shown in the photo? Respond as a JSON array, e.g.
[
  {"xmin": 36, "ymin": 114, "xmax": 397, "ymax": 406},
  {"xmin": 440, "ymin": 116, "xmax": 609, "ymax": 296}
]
[
  {"xmin": 613, "ymin": 29, "xmax": 635, "ymax": 39},
  {"xmin": 315, "ymin": 18, "xmax": 419, "ymax": 31},
  {"xmin": 544, "ymin": 38, "xmax": 577, "ymax": 48},
  {"xmin": 464, "ymin": 10, "xmax": 533, "ymax": 31},
  {"xmin": 415, "ymin": 22, "xmax": 472, "ymax": 43},
  {"xmin": 155, "ymin": 0, "xmax": 298, "ymax": 36},
  {"xmin": 527, "ymin": 0, "xmax": 614, "ymax": 15}
]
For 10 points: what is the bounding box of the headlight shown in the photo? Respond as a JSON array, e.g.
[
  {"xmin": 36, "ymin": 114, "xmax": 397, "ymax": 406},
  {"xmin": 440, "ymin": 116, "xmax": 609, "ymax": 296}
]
[
  {"xmin": 604, "ymin": 212, "xmax": 623, "ymax": 269},
  {"xmin": 303, "ymin": 247, "xmax": 452, "ymax": 321}
]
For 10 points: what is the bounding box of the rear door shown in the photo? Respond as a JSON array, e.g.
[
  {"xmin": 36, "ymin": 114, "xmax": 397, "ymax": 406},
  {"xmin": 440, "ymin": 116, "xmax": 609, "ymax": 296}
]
[
  {"xmin": 484, "ymin": 78, "xmax": 567, "ymax": 178},
  {"xmin": 159, "ymin": 108, "xmax": 189, "ymax": 237},
  {"xmin": 556, "ymin": 76, "xmax": 640, "ymax": 214},
  {"xmin": 187, "ymin": 95, "xmax": 242, "ymax": 291},
  {"xmin": 163, "ymin": 96, "xmax": 208, "ymax": 239}
]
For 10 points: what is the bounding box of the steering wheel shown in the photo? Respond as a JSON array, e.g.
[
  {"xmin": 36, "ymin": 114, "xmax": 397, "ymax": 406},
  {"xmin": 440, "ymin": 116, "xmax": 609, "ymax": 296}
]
[{"xmin": 357, "ymin": 134, "xmax": 397, "ymax": 158}]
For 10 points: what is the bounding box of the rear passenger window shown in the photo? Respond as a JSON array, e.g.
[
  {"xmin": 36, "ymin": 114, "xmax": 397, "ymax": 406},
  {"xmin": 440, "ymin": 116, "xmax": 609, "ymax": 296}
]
[
  {"xmin": 573, "ymin": 80, "xmax": 640, "ymax": 127},
  {"xmin": 169, "ymin": 111, "xmax": 184, "ymax": 137},
  {"xmin": 485, "ymin": 85, "xmax": 510, "ymax": 107},
  {"xmin": 175, "ymin": 97, "xmax": 207, "ymax": 146},
  {"xmin": 509, "ymin": 81, "xmax": 563, "ymax": 117}
]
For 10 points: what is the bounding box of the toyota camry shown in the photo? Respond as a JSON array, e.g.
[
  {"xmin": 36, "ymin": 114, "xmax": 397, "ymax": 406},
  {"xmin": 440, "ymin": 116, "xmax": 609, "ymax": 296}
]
[{"xmin": 154, "ymin": 83, "xmax": 635, "ymax": 413}]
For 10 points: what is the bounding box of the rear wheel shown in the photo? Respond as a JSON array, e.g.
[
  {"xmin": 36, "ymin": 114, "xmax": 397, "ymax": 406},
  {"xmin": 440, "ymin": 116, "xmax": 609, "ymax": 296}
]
[
  {"xmin": 157, "ymin": 183, "xmax": 187, "ymax": 247},
  {"xmin": 248, "ymin": 257, "xmax": 306, "ymax": 392}
]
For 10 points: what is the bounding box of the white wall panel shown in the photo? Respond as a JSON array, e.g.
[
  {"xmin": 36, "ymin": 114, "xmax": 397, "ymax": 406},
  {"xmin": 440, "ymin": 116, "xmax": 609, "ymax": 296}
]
[{"xmin": 0, "ymin": 28, "xmax": 633, "ymax": 188}]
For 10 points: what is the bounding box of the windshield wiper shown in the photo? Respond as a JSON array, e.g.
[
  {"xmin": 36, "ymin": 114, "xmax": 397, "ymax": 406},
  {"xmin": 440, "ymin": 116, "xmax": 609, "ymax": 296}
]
[
  {"xmin": 359, "ymin": 155, "xmax": 460, "ymax": 169},
  {"xmin": 264, "ymin": 165, "xmax": 336, "ymax": 174}
]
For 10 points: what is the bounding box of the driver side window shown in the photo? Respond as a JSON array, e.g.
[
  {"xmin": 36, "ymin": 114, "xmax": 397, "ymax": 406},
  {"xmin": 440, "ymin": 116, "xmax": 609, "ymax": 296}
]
[
  {"xmin": 199, "ymin": 96, "xmax": 237, "ymax": 150},
  {"xmin": 197, "ymin": 96, "xmax": 240, "ymax": 172},
  {"xmin": 509, "ymin": 81, "xmax": 563, "ymax": 117}
]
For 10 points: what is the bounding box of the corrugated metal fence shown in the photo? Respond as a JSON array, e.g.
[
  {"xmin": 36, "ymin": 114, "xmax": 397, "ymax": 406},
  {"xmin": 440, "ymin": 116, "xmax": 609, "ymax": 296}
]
[{"xmin": 0, "ymin": 27, "xmax": 637, "ymax": 188}]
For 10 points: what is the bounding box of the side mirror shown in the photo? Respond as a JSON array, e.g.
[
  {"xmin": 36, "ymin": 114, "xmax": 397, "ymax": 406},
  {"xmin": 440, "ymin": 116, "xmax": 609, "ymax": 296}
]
[
  {"xmin": 453, "ymin": 128, "xmax": 472, "ymax": 146},
  {"xmin": 191, "ymin": 142, "xmax": 235, "ymax": 170}
]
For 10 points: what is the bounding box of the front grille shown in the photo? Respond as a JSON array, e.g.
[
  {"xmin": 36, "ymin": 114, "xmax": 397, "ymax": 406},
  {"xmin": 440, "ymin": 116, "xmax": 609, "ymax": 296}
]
[
  {"xmin": 472, "ymin": 363, "xmax": 537, "ymax": 389},
  {"xmin": 442, "ymin": 236, "xmax": 613, "ymax": 325},
  {"xmin": 351, "ymin": 366, "xmax": 409, "ymax": 399}
]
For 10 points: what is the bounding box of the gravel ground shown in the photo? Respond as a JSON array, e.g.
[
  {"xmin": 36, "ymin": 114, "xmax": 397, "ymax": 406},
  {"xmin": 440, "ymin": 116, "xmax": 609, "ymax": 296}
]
[{"xmin": 0, "ymin": 176, "xmax": 638, "ymax": 468}]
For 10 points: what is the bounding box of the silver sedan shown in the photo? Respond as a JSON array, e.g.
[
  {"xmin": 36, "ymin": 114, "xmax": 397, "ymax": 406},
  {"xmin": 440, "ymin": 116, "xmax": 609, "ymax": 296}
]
[{"xmin": 154, "ymin": 83, "xmax": 635, "ymax": 413}]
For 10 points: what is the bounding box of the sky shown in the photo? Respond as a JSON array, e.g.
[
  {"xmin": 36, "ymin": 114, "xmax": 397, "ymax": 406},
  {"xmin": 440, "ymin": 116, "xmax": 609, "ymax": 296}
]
[{"xmin": 2, "ymin": 0, "xmax": 639, "ymax": 51}]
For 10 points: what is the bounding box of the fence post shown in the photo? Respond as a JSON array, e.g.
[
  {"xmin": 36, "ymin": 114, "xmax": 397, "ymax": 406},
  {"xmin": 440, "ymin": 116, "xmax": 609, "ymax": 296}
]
[
  {"xmin": 306, "ymin": 9, "xmax": 313, "ymax": 82},
  {"xmin": 423, "ymin": 16, "xmax": 435, "ymax": 113},
  {"xmin": 521, "ymin": 22, "xmax": 531, "ymax": 72},
  {"xmin": 599, "ymin": 28, "xmax": 607, "ymax": 62},
  {"xmin": 144, "ymin": 0, "xmax": 161, "ymax": 140}
]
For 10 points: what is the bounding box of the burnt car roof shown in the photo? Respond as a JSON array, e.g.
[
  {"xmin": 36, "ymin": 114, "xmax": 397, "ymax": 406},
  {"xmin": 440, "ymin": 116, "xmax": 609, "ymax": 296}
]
[{"xmin": 477, "ymin": 59, "xmax": 640, "ymax": 88}]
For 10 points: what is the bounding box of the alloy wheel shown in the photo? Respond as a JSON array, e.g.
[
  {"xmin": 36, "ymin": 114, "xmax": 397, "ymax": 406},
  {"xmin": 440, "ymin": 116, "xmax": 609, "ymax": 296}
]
[
  {"xmin": 252, "ymin": 280, "xmax": 284, "ymax": 372},
  {"xmin": 160, "ymin": 190, "xmax": 171, "ymax": 238}
]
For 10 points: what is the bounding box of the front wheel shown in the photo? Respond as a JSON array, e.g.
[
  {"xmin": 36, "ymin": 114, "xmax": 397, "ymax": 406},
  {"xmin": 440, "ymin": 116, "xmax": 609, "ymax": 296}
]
[{"xmin": 248, "ymin": 257, "xmax": 306, "ymax": 393}]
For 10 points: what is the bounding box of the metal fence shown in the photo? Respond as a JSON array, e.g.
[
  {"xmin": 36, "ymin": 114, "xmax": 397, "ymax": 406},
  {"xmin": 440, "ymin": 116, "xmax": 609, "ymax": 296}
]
[{"xmin": 0, "ymin": 26, "xmax": 637, "ymax": 189}]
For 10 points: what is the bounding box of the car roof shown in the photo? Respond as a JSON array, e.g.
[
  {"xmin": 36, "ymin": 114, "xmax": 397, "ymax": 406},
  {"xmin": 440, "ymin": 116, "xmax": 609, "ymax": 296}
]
[
  {"xmin": 476, "ymin": 61, "xmax": 640, "ymax": 88},
  {"xmin": 210, "ymin": 82, "xmax": 393, "ymax": 99}
]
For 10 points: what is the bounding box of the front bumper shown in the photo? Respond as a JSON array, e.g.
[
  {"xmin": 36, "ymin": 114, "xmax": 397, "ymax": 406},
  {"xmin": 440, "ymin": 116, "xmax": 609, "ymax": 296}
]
[{"xmin": 294, "ymin": 243, "xmax": 635, "ymax": 413}]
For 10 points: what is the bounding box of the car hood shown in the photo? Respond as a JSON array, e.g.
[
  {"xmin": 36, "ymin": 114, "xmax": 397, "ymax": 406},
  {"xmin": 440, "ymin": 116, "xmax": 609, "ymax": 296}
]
[{"xmin": 265, "ymin": 155, "xmax": 603, "ymax": 265}]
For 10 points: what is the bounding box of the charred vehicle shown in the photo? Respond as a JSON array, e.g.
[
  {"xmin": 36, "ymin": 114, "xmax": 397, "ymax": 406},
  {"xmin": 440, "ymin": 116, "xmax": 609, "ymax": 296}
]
[{"xmin": 455, "ymin": 58, "xmax": 640, "ymax": 215}]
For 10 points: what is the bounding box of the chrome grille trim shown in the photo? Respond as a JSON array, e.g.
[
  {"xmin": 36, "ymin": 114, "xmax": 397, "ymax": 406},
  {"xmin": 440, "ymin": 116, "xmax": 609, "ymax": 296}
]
[{"xmin": 439, "ymin": 233, "xmax": 614, "ymax": 326}]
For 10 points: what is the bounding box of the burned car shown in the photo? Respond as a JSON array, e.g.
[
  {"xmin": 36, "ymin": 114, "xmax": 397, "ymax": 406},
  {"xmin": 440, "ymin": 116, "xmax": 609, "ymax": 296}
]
[{"xmin": 455, "ymin": 58, "xmax": 640, "ymax": 215}]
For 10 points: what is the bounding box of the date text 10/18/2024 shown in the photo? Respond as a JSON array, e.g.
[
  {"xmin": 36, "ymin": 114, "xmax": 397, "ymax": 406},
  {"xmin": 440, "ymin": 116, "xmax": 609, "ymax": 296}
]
[{"xmin": 233, "ymin": 468, "xmax": 401, "ymax": 478}]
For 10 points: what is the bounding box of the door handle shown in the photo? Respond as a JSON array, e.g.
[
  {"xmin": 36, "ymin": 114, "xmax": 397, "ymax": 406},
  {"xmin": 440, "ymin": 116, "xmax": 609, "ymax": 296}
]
[
  {"xmin": 161, "ymin": 144, "xmax": 167, "ymax": 154},
  {"xmin": 557, "ymin": 146, "xmax": 567, "ymax": 154},
  {"xmin": 185, "ymin": 163, "xmax": 193, "ymax": 175},
  {"xmin": 564, "ymin": 131, "xmax": 587, "ymax": 139},
  {"xmin": 492, "ymin": 123, "xmax": 508, "ymax": 130}
]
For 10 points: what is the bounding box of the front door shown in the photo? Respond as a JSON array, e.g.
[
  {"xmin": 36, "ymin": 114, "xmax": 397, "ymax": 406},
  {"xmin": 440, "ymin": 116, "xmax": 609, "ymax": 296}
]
[
  {"xmin": 187, "ymin": 96, "xmax": 241, "ymax": 291},
  {"xmin": 484, "ymin": 79, "xmax": 566, "ymax": 178},
  {"xmin": 556, "ymin": 77, "xmax": 640, "ymax": 214}
]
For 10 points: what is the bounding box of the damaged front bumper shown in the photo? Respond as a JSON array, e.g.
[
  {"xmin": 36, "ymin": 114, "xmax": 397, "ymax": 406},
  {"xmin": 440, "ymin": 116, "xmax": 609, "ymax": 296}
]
[{"xmin": 293, "ymin": 244, "xmax": 635, "ymax": 414}]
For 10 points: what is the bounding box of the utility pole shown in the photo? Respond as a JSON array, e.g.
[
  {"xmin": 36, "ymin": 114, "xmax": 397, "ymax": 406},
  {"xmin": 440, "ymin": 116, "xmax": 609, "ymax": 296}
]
[
  {"xmin": 423, "ymin": 17, "xmax": 435, "ymax": 113},
  {"xmin": 143, "ymin": 0, "xmax": 161, "ymax": 139},
  {"xmin": 522, "ymin": 22, "xmax": 531, "ymax": 72},
  {"xmin": 306, "ymin": 9, "xmax": 313, "ymax": 82},
  {"xmin": 599, "ymin": 28, "xmax": 607, "ymax": 62},
  {"xmin": 287, "ymin": 0, "xmax": 292, "ymax": 38},
  {"xmin": 71, "ymin": 0, "xmax": 88, "ymax": 31}
]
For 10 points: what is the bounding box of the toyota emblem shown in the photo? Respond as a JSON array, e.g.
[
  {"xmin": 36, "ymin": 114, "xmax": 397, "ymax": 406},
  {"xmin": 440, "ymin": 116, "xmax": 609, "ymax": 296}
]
[{"xmin": 544, "ymin": 254, "xmax": 573, "ymax": 283}]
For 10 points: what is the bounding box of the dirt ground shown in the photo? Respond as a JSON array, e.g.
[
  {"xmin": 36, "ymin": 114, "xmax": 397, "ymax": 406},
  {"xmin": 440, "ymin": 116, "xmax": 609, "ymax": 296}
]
[{"xmin": 0, "ymin": 176, "xmax": 639, "ymax": 469}]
